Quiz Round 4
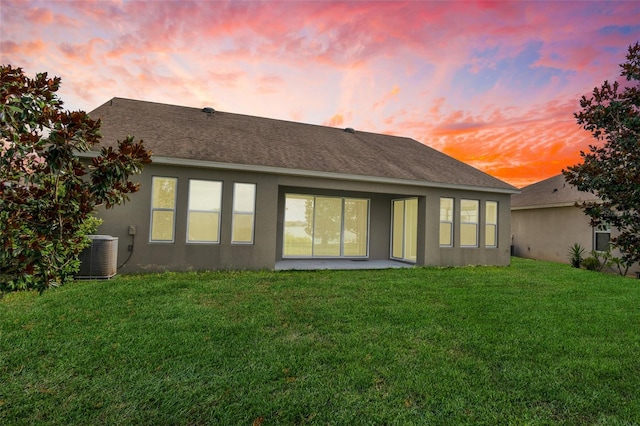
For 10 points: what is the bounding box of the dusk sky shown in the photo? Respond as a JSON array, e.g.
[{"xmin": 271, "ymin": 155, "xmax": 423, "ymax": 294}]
[{"xmin": 2, "ymin": 1, "xmax": 639, "ymax": 188}]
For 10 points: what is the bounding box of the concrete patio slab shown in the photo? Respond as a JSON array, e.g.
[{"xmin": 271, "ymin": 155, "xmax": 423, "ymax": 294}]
[{"xmin": 275, "ymin": 259, "xmax": 414, "ymax": 271}]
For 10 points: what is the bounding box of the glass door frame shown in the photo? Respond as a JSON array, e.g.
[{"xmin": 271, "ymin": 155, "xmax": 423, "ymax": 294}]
[
  {"xmin": 390, "ymin": 197, "xmax": 418, "ymax": 263},
  {"xmin": 282, "ymin": 193, "xmax": 370, "ymax": 259}
]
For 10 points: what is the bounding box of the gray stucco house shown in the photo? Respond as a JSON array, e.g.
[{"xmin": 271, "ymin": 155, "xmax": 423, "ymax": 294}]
[
  {"xmin": 85, "ymin": 98, "xmax": 518, "ymax": 273},
  {"xmin": 511, "ymin": 174, "xmax": 639, "ymax": 276}
]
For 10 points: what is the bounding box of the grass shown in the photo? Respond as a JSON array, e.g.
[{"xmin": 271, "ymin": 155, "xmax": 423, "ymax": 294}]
[{"xmin": 1, "ymin": 258, "xmax": 640, "ymax": 425}]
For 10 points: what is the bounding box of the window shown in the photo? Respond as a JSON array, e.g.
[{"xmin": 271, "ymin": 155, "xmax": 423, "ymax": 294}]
[
  {"xmin": 150, "ymin": 176, "xmax": 177, "ymax": 242},
  {"xmin": 391, "ymin": 198, "xmax": 418, "ymax": 262},
  {"xmin": 231, "ymin": 183, "xmax": 256, "ymax": 244},
  {"xmin": 485, "ymin": 201, "xmax": 498, "ymax": 248},
  {"xmin": 187, "ymin": 180, "xmax": 222, "ymax": 243},
  {"xmin": 460, "ymin": 199, "xmax": 479, "ymax": 247},
  {"xmin": 439, "ymin": 198, "xmax": 454, "ymax": 247},
  {"xmin": 283, "ymin": 194, "xmax": 369, "ymax": 258},
  {"xmin": 594, "ymin": 223, "xmax": 611, "ymax": 252}
]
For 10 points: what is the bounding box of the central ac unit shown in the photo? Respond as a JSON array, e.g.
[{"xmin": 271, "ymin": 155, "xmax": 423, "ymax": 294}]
[{"xmin": 77, "ymin": 235, "xmax": 119, "ymax": 279}]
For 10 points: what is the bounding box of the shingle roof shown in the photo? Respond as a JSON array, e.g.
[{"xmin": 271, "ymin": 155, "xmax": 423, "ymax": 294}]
[
  {"xmin": 511, "ymin": 174, "xmax": 600, "ymax": 209},
  {"xmin": 88, "ymin": 97, "xmax": 516, "ymax": 192}
]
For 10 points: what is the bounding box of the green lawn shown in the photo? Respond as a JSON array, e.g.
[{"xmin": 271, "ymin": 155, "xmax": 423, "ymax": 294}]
[{"xmin": 1, "ymin": 258, "xmax": 639, "ymax": 425}]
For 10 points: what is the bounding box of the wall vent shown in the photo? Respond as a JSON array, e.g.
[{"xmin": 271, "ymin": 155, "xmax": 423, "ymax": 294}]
[{"xmin": 77, "ymin": 235, "xmax": 119, "ymax": 279}]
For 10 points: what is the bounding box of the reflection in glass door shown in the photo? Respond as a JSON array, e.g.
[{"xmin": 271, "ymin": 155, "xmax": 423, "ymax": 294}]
[{"xmin": 313, "ymin": 197, "xmax": 342, "ymax": 256}]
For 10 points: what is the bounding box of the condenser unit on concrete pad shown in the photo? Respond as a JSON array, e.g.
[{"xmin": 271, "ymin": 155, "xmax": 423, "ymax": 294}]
[{"xmin": 77, "ymin": 235, "xmax": 118, "ymax": 279}]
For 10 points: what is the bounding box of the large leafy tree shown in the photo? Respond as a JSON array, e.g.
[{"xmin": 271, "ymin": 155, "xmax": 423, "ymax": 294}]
[
  {"xmin": 563, "ymin": 42, "xmax": 640, "ymax": 267},
  {"xmin": 1, "ymin": 65, "xmax": 151, "ymax": 293}
]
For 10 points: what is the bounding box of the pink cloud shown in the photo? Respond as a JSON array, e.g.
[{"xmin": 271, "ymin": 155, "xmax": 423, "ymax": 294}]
[
  {"xmin": 209, "ymin": 71, "xmax": 244, "ymax": 87},
  {"xmin": 255, "ymin": 75, "xmax": 285, "ymax": 94},
  {"xmin": 104, "ymin": 34, "xmax": 144, "ymax": 59},
  {"xmin": 1, "ymin": 39, "xmax": 47, "ymax": 56},
  {"xmin": 58, "ymin": 38, "xmax": 105, "ymax": 66},
  {"xmin": 1, "ymin": 40, "xmax": 20, "ymax": 55}
]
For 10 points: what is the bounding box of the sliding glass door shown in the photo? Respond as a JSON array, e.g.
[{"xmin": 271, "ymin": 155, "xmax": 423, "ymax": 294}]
[
  {"xmin": 391, "ymin": 198, "xmax": 418, "ymax": 262},
  {"xmin": 283, "ymin": 194, "xmax": 369, "ymax": 258}
]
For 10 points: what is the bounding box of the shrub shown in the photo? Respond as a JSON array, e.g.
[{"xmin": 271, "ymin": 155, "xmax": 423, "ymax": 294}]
[
  {"xmin": 568, "ymin": 243, "xmax": 585, "ymax": 268},
  {"xmin": 582, "ymin": 257, "xmax": 602, "ymax": 271},
  {"xmin": 1, "ymin": 65, "xmax": 151, "ymax": 293}
]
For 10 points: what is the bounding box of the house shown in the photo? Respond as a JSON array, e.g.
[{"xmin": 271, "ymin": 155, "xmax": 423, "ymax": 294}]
[
  {"xmin": 511, "ymin": 174, "xmax": 639, "ymax": 275},
  {"xmin": 84, "ymin": 97, "xmax": 518, "ymax": 273}
]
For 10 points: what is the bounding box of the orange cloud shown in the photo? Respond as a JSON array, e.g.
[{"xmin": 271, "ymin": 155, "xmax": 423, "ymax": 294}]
[
  {"xmin": 373, "ymin": 85, "xmax": 401, "ymax": 110},
  {"xmin": 432, "ymin": 121, "xmax": 487, "ymax": 136},
  {"xmin": 378, "ymin": 95, "xmax": 594, "ymax": 188},
  {"xmin": 25, "ymin": 7, "xmax": 54, "ymax": 25},
  {"xmin": 433, "ymin": 100, "xmax": 593, "ymax": 187},
  {"xmin": 324, "ymin": 113, "xmax": 345, "ymax": 127}
]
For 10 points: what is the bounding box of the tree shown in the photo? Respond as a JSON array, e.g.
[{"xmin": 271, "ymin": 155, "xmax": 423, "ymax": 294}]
[
  {"xmin": 0, "ymin": 65, "xmax": 152, "ymax": 293},
  {"xmin": 563, "ymin": 42, "xmax": 640, "ymax": 268}
]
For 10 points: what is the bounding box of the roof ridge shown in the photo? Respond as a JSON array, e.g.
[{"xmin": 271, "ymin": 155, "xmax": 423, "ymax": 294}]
[{"xmin": 99, "ymin": 97, "xmax": 399, "ymax": 138}]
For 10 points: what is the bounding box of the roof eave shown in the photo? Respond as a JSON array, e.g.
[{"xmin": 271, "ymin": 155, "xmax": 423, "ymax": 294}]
[
  {"xmin": 511, "ymin": 202, "xmax": 578, "ymax": 210},
  {"xmin": 78, "ymin": 152, "xmax": 520, "ymax": 194},
  {"xmin": 511, "ymin": 200, "xmax": 602, "ymax": 210}
]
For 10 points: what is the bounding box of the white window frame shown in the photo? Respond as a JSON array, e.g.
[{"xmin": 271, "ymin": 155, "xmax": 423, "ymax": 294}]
[
  {"xmin": 186, "ymin": 179, "xmax": 222, "ymax": 244},
  {"xmin": 149, "ymin": 176, "xmax": 178, "ymax": 243},
  {"xmin": 460, "ymin": 199, "xmax": 479, "ymax": 248},
  {"xmin": 485, "ymin": 201, "xmax": 498, "ymax": 248},
  {"xmin": 593, "ymin": 223, "xmax": 611, "ymax": 252},
  {"xmin": 439, "ymin": 197, "xmax": 454, "ymax": 247},
  {"xmin": 231, "ymin": 182, "xmax": 256, "ymax": 244}
]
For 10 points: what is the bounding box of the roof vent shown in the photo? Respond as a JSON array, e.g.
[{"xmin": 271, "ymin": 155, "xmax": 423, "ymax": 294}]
[
  {"xmin": 344, "ymin": 127, "xmax": 355, "ymax": 133},
  {"xmin": 202, "ymin": 107, "xmax": 215, "ymax": 114}
]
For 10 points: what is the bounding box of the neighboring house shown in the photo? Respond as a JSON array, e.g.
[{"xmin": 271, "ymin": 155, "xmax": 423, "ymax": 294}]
[
  {"xmin": 512, "ymin": 174, "xmax": 639, "ymax": 275},
  {"xmin": 84, "ymin": 98, "xmax": 518, "ymax": 273}
]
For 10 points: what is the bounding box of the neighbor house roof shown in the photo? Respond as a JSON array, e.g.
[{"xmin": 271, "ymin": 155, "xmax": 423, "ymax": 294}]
[
  {"xmin": 511, "ymin": 174, "xmax": 600, "ymax": 209},
  {"xmin": 87, "ymin": 97, "xmax": 517, "ymax": 193}
]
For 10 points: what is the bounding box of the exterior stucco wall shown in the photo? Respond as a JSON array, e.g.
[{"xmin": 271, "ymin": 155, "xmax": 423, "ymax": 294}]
[
  {"xmin": 423, "ymin": 190, "xmax": 512, "ymax": 267},
  {"xmin": 511, "ymin": 206, "xmax": 592, "ymax": 264},
  {"xmin": 511, "ymin": 206, "xmax": 640, "ymax": 276},
  {"xmin": 94, "ymin": 163, "xmax": 512, "ymax": 273},
  {"xmin": 94, "ymin": 163, "xmax": 280, "ymax": 273}
]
